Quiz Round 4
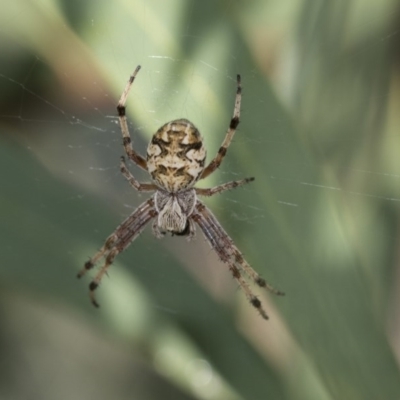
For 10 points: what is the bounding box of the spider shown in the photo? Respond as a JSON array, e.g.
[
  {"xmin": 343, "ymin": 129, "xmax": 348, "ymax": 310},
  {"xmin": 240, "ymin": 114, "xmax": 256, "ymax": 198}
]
[{"xmin": 77, "ymin": 65, "xmax": 283, "ymax": 319}]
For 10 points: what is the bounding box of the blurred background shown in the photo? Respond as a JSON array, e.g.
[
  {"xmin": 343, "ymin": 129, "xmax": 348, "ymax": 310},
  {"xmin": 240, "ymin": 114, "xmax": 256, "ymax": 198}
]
[{"xmin": 1, "ymin": 0, "xmax": 400, "ymax": 399}]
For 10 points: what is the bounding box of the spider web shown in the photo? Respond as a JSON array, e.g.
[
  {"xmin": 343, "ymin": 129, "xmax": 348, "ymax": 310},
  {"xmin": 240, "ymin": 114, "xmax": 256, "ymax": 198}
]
[{"xmin": 1, "ymin": 1, "xmax": 400, "ymax": 400}]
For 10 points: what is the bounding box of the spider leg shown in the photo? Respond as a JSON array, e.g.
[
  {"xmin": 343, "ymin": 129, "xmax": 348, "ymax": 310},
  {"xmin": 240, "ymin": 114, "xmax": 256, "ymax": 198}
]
[
  {"xmin": 192, "ymin": 201, "xmax": 282, "ymax": 320},
  {"xmin": 120, "ymin": 156, "xmax": 158, "ymax": 191},
  {"xmin": 231, "ymin": 248, "xmax": 284, "ymax": 296},
  {"xmin": 200, "ymin": 74, "xmax": 242, "ymax": 180},
  {"xmin": 195, "ymin": 177, "xmax": 254, "ymax": 197},
  {"xmin": 229, "ymin": 265, "xmax": 269, "ymax": 320},
  {"xmin": 78, "ymin": 198, "xmax": 157, "ymax": 307},
  {"xmin": 89, "ymin": 248, "xmax": 119, "ymax": 307},
  {"xmin": 116, "ymin": 65, "xmax": 148, "ymax": 171},
  {"xmin": 77, "ymin": 233, "xmax": 118, "ymax": 278}
]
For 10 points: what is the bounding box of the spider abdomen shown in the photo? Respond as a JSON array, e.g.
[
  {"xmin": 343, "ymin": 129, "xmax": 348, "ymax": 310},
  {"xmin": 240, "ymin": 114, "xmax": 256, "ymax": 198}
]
[{"xmin": 147, "ymin": 119, "xmax": 206, "ymax": 192}]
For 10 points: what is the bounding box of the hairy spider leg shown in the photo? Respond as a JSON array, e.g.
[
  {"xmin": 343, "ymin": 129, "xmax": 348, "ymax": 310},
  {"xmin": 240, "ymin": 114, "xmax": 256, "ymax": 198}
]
[
  {"xmin": 116, "ymin": 65, "xmax": 148, "ymax": 171},
  {"xmin": 200, "ymin": 74, "xmax": 242, "ymax": 180}
]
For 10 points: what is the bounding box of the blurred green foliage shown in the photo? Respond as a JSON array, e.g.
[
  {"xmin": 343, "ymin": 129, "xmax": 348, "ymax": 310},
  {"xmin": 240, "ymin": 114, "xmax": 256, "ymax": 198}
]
[{"xmin": 1, "ymin": 0, "xmax": 400, "ymax": 399}]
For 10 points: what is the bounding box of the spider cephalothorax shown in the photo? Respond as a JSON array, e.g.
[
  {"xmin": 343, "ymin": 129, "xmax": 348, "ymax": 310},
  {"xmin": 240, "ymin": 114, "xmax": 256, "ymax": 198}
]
[
  {"xmin": 153, "ymin": 188, "xmax": 196, "ymax": 237},
  {"xmin": 78, "ymin": 66, "xmax": 283, "ymax": 319}
]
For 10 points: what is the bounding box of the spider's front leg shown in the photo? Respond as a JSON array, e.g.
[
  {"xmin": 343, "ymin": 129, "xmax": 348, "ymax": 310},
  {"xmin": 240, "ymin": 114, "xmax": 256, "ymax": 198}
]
[
  {"xmin": 77, "ymin": 234, "xmax": 118, "ymax": 278},
  {"xmin": 78, "ymin": 198, "xmax": 157, "ymax": 307},
  {"xmin": 192, "ymin": 201, "xmax": 283, "ymax": 320},
  {"xmin": 88, "ymin": 247, "xmax": 122, "ymax": 307},
  {"xmin": 77, "ymin": 235, "xmax": 120, "ymax": 307}
]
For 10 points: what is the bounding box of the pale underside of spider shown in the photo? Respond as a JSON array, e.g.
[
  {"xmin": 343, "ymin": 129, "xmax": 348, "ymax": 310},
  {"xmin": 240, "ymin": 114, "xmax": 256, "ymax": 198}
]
[{"xmin": 77, "ymin": 66, "xmax": 283, "ymax": 320}]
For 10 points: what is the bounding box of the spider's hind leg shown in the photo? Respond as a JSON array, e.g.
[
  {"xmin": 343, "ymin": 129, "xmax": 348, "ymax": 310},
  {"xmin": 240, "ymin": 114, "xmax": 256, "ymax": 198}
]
[
  {"xmin": 199, "ymin": 74, "xmax": 242, "ymax": 180},
  {"xmin": 120, "ymin": 156, "xmax": 158, "ymax": 192},
  {"xmin": 116, "ymin": 66, "xmax": 148, "ymax": 171}
]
